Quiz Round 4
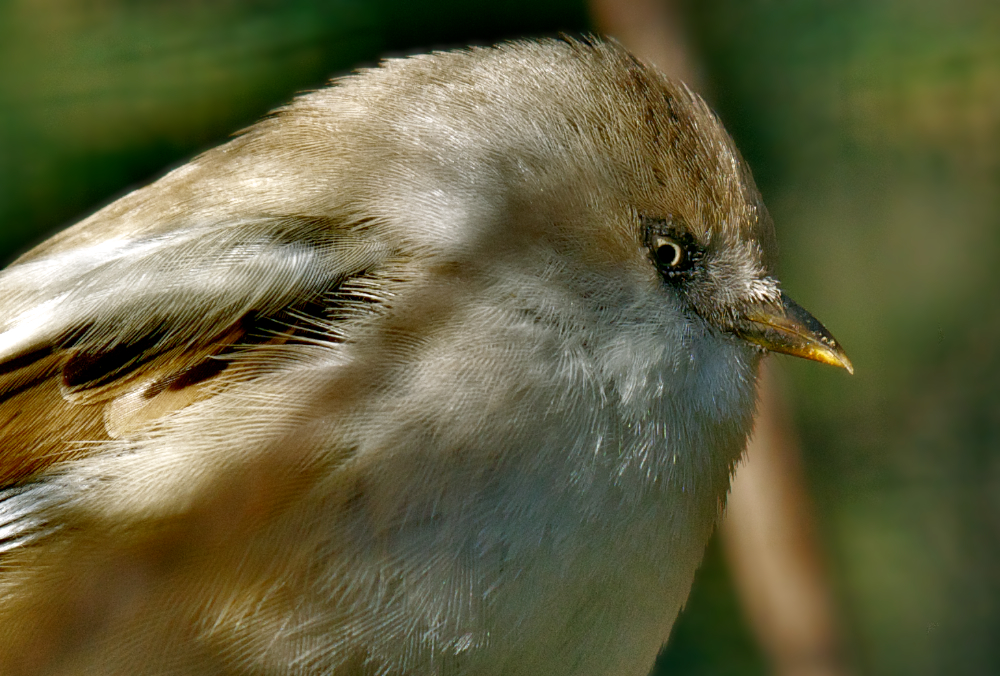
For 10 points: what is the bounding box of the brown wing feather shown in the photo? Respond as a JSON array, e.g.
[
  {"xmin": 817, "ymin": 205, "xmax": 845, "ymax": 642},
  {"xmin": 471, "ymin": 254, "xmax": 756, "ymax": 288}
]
[
  {"xmin": 0, "ymin": 326, "xmax": 248, "ymax": 486},
  {"xmin": 0, "ymin": 352, "xmax": 108, "ymax": 485},
  {"xmin": 0, "ymin": 217, "xmax": 389, "ymax": 490}
]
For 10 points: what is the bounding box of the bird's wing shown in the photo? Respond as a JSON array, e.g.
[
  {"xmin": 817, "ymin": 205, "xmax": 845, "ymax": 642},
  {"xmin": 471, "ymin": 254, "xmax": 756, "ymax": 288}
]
[{"xmin": 0, "ymin": 214, "xmax": 388, "ymax": 487}]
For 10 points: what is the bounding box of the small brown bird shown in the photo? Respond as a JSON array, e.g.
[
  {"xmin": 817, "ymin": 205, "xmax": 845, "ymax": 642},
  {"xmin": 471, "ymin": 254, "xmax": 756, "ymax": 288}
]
[{"xmin": 0, "ymin": 38, "xmax": 850, "ymax": 675}]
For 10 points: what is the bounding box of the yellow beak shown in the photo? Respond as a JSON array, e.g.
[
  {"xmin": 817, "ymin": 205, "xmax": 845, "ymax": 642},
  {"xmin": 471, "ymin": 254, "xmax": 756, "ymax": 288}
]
[{"xmin": 739, "ymin": 292, "xmax": 853, "ymax": 374}]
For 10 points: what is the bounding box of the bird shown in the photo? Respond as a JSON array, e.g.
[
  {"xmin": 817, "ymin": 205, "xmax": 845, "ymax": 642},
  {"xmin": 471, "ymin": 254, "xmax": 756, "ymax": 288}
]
[{"xmin": 0, "ymin": 37, "xmax": 851, "ymax": 676}]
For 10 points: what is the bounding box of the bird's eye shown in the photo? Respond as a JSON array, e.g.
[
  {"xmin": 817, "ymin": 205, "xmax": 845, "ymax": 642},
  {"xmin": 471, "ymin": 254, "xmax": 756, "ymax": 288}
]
[
  {"xmin": 643, "ymin": 216, "xmax": 701, "ymax": 282},
  {"xmin": 653, "ymin": 236, "xmax": 685, "ymax": 269}
]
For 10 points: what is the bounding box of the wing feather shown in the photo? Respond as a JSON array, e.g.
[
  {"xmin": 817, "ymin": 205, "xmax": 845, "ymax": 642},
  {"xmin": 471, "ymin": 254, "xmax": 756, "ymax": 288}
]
[{"xmin": 0, "ymin": 216, "xmax": 389, "ymax": 486}]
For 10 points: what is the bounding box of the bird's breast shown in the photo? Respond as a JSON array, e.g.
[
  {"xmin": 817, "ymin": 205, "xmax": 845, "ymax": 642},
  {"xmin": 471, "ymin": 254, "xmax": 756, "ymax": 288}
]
[{"xmin": 311, "ymin": 314, "xmax": 758, "ymax": 675}]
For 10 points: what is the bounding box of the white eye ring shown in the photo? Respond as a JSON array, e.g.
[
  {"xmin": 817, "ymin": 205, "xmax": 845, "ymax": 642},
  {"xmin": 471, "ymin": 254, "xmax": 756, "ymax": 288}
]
[{"xmin": 653, "ymin": 237, "xmax": 684, "ymax": 268}]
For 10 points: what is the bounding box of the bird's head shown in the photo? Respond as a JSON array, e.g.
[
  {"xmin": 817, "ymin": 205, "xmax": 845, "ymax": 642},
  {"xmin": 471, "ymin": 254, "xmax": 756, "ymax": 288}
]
[{"xmin": 352, "ymin": 38, "xmax": 853, "ymax": 375}]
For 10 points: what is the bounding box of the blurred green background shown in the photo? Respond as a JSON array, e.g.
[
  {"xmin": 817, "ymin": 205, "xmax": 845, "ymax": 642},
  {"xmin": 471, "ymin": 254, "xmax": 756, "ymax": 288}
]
[{"xmin": 1, "ymin": 1, "xmax": 998, "ymax": 674}]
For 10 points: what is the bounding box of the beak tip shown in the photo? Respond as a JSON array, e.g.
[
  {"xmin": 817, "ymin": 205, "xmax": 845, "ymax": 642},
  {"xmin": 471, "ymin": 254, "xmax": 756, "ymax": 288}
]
[
  {"xmin": 819, "ymin": 339, "xmax": 853, "ymax": 375},
  {"xmin": 785, "ymin": 343, "xmax": 854, "ymax": 374}
]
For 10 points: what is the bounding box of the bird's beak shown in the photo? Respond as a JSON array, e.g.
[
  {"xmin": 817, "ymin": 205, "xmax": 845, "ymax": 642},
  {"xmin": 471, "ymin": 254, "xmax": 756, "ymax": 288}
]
[{"xmin": 738, "ymin": 291, "xmax": 853, "ymax": 374}]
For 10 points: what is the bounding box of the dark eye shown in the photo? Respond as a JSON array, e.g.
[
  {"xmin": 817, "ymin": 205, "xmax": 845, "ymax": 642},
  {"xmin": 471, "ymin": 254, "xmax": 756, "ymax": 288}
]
[
  {"xmin": 642, "ymin": 215, "xmax": 702, "ymax": 282},
  {"xmin": 653, "ymin": 236, "xmax": 686, "ymax": 269}
]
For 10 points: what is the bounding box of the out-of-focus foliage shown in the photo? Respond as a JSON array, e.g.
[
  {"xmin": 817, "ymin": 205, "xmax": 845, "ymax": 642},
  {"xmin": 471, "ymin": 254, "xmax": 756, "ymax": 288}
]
[{"xmin": 1, "ymin": 2, "xmax": 997, "ymax": 675}]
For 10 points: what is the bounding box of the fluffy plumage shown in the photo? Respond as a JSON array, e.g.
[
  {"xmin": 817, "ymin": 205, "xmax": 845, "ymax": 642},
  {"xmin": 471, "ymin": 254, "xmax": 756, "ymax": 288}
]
[{"xmin": 0, "ymin": 38, "xmax": 846, "ymax": 675}]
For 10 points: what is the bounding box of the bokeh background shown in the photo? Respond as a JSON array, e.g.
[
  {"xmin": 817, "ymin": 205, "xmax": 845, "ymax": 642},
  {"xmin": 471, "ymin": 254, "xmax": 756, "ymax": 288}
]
[{"xmin": 1, "ymin": 1, "xmax": 998, "ymax": 674}]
